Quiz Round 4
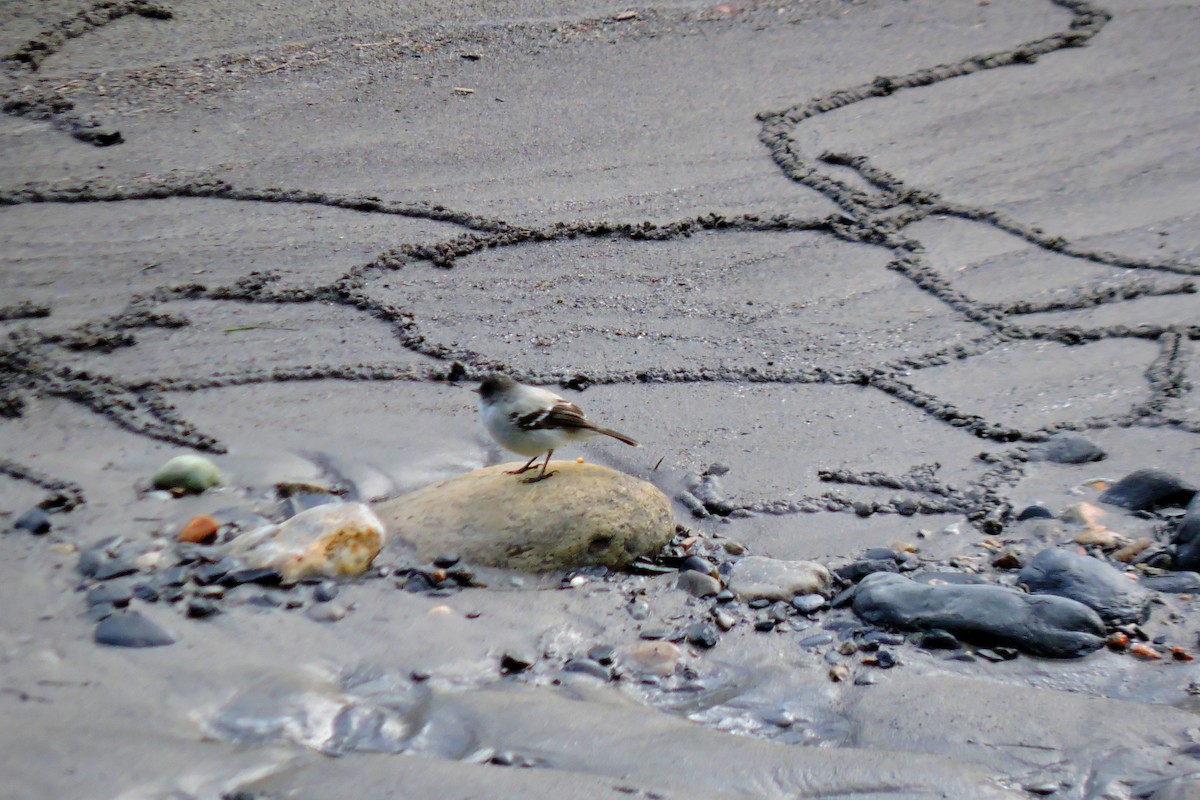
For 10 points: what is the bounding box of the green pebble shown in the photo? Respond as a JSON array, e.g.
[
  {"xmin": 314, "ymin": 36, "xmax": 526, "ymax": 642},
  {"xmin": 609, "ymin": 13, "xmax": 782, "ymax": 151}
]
[{"xmin": 152, "ymin": 455, "xmax": 221, "ymax": 494}]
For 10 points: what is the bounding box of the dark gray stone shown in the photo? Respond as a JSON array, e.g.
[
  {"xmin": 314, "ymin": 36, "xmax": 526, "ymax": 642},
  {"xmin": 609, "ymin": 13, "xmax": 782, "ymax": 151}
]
[
  {"xmin": 1016, "ymin": 505, "xmax": 1055, "ymax": 521},
  {"xmin": 835, "ymin": 559, "xmax": 898, "ymax": 583},
  {"xmin": 1171, "ymin": 494, "xmax": 1200, "ymax": 571},
  {"xmin": 86, "ymin": 583, "xmax": 132, "ymax": 608},
  {"xmin": 1099, "ymin": 469, "xmax": 1195, "ymax": 512},
  {"xmin": 94, "ymin": 611, "xmax": 176, "ymax": 647},
  {"xmin": 13, "ymin": 507, "xmax": 51, "ymax": 534},
  {"xmin": 852, "ymin": 572, "xmax": 1105, "ymax": 658},
  {"xmin": 1027, "ymin": 432, "xmax": 1105, "ymax": 464},
  {"xmin": 92, "ymin": 559, "xmax": 137, "ymax": 581},
  {"xmin": 1018, "ymin": 547, "xmax": 1152, "ymax": 625},
  {"xmin": 1142, "ymin": 571, "xmax": 1200, "ymax": 594},
  {"xmin": 563, "ymin": 657, "xmax": 612, "ymax": 681}
]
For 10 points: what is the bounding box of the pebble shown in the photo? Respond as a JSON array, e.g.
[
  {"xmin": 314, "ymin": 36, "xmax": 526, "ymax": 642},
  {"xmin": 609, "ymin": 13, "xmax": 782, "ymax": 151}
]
[
  {"xmin": 1098, "ymin": 469, "xmax": 1196, "ymax": 512},
  {"xmin": 679, "ymin": 555, "xmax": 716, "ymax": 576},
  {"xmin": 760, "ymin": 708, "xmax": 794, "ymax": 728},
  {"xmin": 828, "ymin": 665, "xmax": 850, "ymax": 682},
  {"xmin": 1027, "ymin": 432, "xmax": 1105, "ymax": 464},
  {"xmin": 715, "ymin": 588, "xmax": 736, "ymax": 603},
  {"xmin": 676, "ymin": 570, "xmax": 721, "ymax": 598},
  {"xmin": 1170, "ymin": 494, "xmax": 1200, "ymax": 570},
  {"xmin": 245, "ymin": 592, "xmax": 282, "ymax": 608},
  {"xmin": 87, "ymin": 583, "xmax": 133, "ymax": 608},
  {"xmin": 433, "ymin": 552, "xmax": 460, "ymax": 568},
  {"xmin": 627, "ymin": 600, "xmax": 650, "ymax": 620},
  {"xmin": 230, "ymin": 503, "xmax": 387, "ymax": 582},
  {"xmin": 1018, "ymin": 547, "xmax": 1152, "ymax": 625},
  {"xmin": 587, "ymin": 645, "xmax": 616, "ymax": 664},
  {"xmin": 990, "ymin": 549, "xmax": 1022, "ymax": 570},
  {"xmin": 77, "ymin": 549, "xmax": 103, "ymax": 578},
  {"xmin": 639, "ymin": 628, "xmax": 669, "ymax": 640},
  {"xmin": 1111, "ymin": 538, "xmax": 1154, "ymax": 563},
  {"xmin": 563, "ymin": 658, "xmax": 612, "ymax": 680},
  {"xmin": 727, "ymin": 556, "xmax": 832, "ymax": 602},
  {"xmin": 94, "ymin": 611, "xmax": 176, "ymax": 648},
  {"xmin": 976, "ymin": 647, "xmax": 1018, "ymax": 663},
  {"xmin": 306, "ymin": 602, "xmax": 347, "ymax": 623},
  {"xmin": 1128, "ymin": 643, "xmax": 1161, "ymax": 660},
  {"xmin": 1142, "ymin": 572, "xmax": 1200, "ymax": 594},
  {"xmin": 799, "ymin": 633, "xmax": 835, "ymax": 649},
  {"xmin": 685, "ymin": 621, "xmax": 719, "ymax": 649},
  {"xmin": 712, "ymin": 609, "xmax": 736, "ymax": 631},
  {"xmin": 177, "ymin": 515, "xmax": 219, "ymax": 544},
  {"xmin": 222, "ymin": 567, "xmax": 283, "ymax": 587},
  {"xmin": 152, "ymin": 454, "xmax": 221, "ymax": 495},
  {"xmin": 622, "ymin": 641, "xmax": 684, "ymax": 676},
  {"xmin": 913, "ymin": 629, "xmax": 961, "ymax": 650},
  {"xmin": 834, "ymin": 559, "xmax": 898, "ymax": 583},
  {"xmin": 93, "ymin": 559, "xmax": 138, "ymax": 581},
  {"xmin": 192, "ymin": 560, "xmax": 235, "ymax": 586},
  {"xmin": 853, "ymin": 573, "xmax": 1105, "ymax": 658},
  {"xmin": 854, "ymin": 672, "xmax": 877, "ymax": 686},
  {"xmin": 313, "ymin": 581, "xmax": 339, "ymax": 603},
  {"xmin": 131, "ymin": 583, "xmax": 159, "ymax": 602},
  {"xmin": 500, "ymin": 650, "xmax": 535, "ymax": 674},
  {"xmin": 754, "ymin": 618, "xmax": 777, "ymax": 632},
  {"xmin": 1016, "ymin": 505, "xmax": 1055, "ymax": 521},
  {"xmin": 187, "ymin": 598, "xmax": 221, "ymax": 618},
  {"xmin": 159, "ymin": 565, "xmax": 190, "ymax": 587},
  {"xmin": 13, "ymin": 507, "xmax": 51, "ymax": 535},
  {"xmin": 792, "ymin": 594, "xmax": 826, "ymax": 614}
]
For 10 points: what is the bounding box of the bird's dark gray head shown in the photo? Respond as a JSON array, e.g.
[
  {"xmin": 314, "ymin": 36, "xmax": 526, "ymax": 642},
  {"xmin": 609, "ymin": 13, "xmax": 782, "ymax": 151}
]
[{"xmin": 477, "ymin": 374, "xmax": 517, "ymax": 401}]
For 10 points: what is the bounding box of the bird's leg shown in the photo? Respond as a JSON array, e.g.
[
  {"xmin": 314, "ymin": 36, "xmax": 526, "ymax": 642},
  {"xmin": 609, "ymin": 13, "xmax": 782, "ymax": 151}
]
[
  {"xmin": 523, "ymin": 450, "xmax": 556, "ymax": 483},
  {"xmin": 506, "ymin": 454, "xmax": 540, "ymax": 475}
]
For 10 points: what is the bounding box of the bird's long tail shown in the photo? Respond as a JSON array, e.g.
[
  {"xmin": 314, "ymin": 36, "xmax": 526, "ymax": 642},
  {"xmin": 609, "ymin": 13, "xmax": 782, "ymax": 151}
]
[{"xmin": 593, "ymin": 427, "xmax": 640, "ymax": 447}]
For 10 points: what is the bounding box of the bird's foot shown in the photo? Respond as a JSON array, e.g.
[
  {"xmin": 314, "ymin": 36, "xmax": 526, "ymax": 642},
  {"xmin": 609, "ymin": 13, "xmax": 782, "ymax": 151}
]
[{"xmin": 521, "ymin": 471, "xmax": 557, "ymax": 484}]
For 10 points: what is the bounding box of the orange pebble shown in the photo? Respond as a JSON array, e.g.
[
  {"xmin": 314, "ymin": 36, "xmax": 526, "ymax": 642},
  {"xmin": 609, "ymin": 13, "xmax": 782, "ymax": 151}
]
[
  {"xmin": 1173, "ymin": 647, "xmax": 1194, "ymax": 662},
  {"xmin": 1105, "ymin": 631, "xmax": 1129, "ymax": 651},
  {"xmin": 177, "ymin": 514, "xmax": 219, "ymax": 544},
  {"xmin": 1129, "ymin": 643, "xmax": 1161, "ymax": 660}
]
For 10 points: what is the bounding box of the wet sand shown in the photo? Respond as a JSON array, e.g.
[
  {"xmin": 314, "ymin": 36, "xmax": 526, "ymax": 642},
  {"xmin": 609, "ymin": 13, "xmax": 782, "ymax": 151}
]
[{"xmin": 2, "ymin": 0, "xmax": 1199, "ymax": 798}]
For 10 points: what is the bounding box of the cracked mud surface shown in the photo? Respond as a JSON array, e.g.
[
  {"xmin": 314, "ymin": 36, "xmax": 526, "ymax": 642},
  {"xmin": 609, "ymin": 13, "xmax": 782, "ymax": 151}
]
[{"xmin": 2, "ymin": 1, "xmax": 1199, "ymax": 798}]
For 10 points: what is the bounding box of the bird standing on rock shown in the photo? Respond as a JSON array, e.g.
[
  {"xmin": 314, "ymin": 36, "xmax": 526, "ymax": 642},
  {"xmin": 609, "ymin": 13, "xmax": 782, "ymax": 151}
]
[{"xmin": 476, "ymin": 374, "xmax": 640, "ymax": 482}]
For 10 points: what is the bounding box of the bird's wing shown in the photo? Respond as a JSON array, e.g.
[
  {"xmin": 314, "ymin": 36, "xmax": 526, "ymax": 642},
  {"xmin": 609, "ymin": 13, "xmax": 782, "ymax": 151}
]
[{"xmin": 511, "ymin": 398, "xmax": 594, "ymax": 432}]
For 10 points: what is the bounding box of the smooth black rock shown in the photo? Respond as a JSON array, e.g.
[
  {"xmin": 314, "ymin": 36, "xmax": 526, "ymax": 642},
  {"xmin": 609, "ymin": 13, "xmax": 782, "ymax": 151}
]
[
  {"xmin": 132, "ymin": 583, "xmax": 160, "ymax": 603},
  {"xmin": 1142, "ymin": 572, "xmax": 1200, "ymax": 594},
  {"xmin": 835, "ymin": 559, "xmax": 899, "ymax": 583},
  {"xmin": 1170, "ymin": 494, "xmax": 1200, "ymax": 570},
  {"xmin": 1099, "ymin": 469, "xmax": 1196, "ymax": 512},
  {"xmin": 404, "ymin": 573, "xmax": 433, "ymax": 593},
  {"xmin": 95, "ymin": 611, "xmax": 175, "ymax": 647},
  {"xmin": 221, "ymin": 567, "xmax": 282, "ymax": 587},
  {"xmin": 433, "ymin": 552, "xmax": 460, "ymax": 568},
  {"xmin": 853, "ymin": 572, "xmax": 1105, "ymax": 658},
  {"xmin": 913, "ymin": 629, "xmax": 961, "ymax": 650},
  {"xmin": 1018, "ymin": 547, "xmax": 1152, "ymax": 625},
  {"xmin": 754, "ymin": 618, "xmax": 777, "ymax": 632},
  {"xmin": 93, "ymin": 559, "xmax": 137, "ymax": 581},
  {"xmin": 747, "ymin": 598, "xmax": 771, "ymax": 609},
  {"xmin": 1016, "ymin": 505, "xmax": 1055, "ymax": 521},
  {"xmin": 830, "ymin": 587, "xmax": 856, "ymax": 608},
  {"xmin": 1027, "ymin": 432, "xmax": 1105, "ymax": 464},
  {"xmin": 187, "ymin": 598, "xmax": 221, "ymax": 618},
  {"xmin": 500, "ymin": 650, "xmax": 535, "ymax": 674},
  {"xmin": 639, "ymin": 628, "xmax": 669, "ymax": 640},
  {"xmin": 563, "ymin": 657, "xmax": 611, "ymax": 681},
  {"xmin": 679, "ymin": 555, "xmax": 715, "ymax": 575},
  {"xmin": 13, "ymin": 507, "xmax": 51, "ymax": 534},
  {"xmin": 87, "ymin": 583, "xmax": 133, "ymax": 608},
  {"xmin": 447, "ymin": 564, "xmax": 476, "ymax": 585}
]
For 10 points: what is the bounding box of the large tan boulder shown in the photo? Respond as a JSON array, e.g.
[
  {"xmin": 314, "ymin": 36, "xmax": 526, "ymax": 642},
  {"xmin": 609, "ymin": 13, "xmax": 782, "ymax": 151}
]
[{"xmin": 374, "ymin": 461, "xmax": 674, "ymax": 572}]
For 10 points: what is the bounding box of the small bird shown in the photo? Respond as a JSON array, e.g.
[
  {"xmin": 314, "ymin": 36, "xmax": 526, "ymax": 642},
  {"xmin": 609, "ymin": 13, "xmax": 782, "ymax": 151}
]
[{"xmin": 476, "ymin": 374, "xmax": 639, "ymax": 482}]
